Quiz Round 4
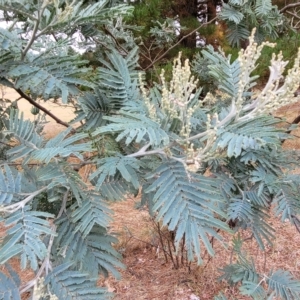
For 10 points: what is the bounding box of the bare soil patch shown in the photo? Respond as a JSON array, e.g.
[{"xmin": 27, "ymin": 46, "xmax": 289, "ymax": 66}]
[
  {"xmin": 1, "ymin": 87, "xmax": 76, "ymax": 139},
  {"xmin": 102, "ymin": 198, "xmax": 300, "ymax": 300}
]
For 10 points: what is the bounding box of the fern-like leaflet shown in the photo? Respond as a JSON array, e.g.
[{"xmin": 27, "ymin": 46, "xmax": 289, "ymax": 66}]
[
  {"xmin": 145, "ymin": 160, "xmax": 231, "ymax": 262},
  {"xmin": 94, "ymin": 111, "xmax": 169, "ymax": 146},
  {"xmin": 45, "ymin": 262, "xmax": 111, "ymax": 300}
]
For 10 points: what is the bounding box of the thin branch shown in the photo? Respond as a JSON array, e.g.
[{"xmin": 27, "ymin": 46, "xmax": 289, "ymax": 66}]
[
  {"xmin": 103, "ymin": 26, "xmax": 129, "ymax": 56},
  {"xmin": 167, "ymin": 237, "xmax": 178, "ymax": 269},
  {"xmin": 21, "ymin": 19, "xmax": 40, "ymax": 60},
  {"xmin": 124, "ymin": 226, "xmax": 157, "ymax": 249},
  {"xmin": 243, "ymin": 234, "xmax": 254, "ymax": 243},
  {"xmin": 7, "ymin": 19, "xmax": 18, "ymax": 32},
  {"xmin": 126, "ymin": 142, "xmax": 186, "ymax": 163},
  {"xmin": 203, "ymin": 229, "xmax": 221, "ymax": 269},
  {"xmin": 286, "ymin": 10, "xmax": 300, "ymax": 20},
  {"xmin": 127, "ymin": 144, "xmax": 165, "ymax": 158},
  {"xmin": 20, "ymin": 260, "xmax": 47, "ymax": 294},
  {"xmin": 57, "ymin": 189, "xmax": 69, "ymax": 219},
  {"xmin": 15, "ymin": 88, "xmax": 73, "ymax": 130},
  {"xmin": 187, "ymin": 130, "xmax": 209, "ymax": 143},
  {"xmin": 0, "ymin": 187, "xmax": 47, "ymax": 213},
  {"xmin": 21, "ymin": 0, "xmax": 48, "ymax": 60},
  {"xmin": 126, "ymin": 143, "xmax": 152, "ymax": 157},
  {"xmin": 144, "ymin": 17, "xmax": 217, "ymax": 70},
  {"xmin": 292, "ymin": 214, "xmax": 300, "ymax": 234},
  {"xmin": 3, "ymin": 160, "xmax": 95, "ymax": 168},
  {"xmin": 280, "ymin": 2, "xmax": 300, "ymax": 13},
  {"xmin": 263, "ymin": 251, "xmax": 267, "ymax": 273},
  {"xmin": 0, "ymin": 5, "xmax": 38, "ymax": 22},
  {"xmin": 152, "ymin": 47, "xmax": 167, "ymax": 63},
  {"xmin": 139, "ymin": 42, "xmax": 163, "ymax": 83},
  {"xmin": 156, "ymin": 221, "xmax": 168, "ymax": 263}
]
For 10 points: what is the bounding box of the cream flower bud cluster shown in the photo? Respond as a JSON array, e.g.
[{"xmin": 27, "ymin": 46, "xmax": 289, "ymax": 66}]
[
  {"xmin": 215, "ymin": 90, "xmax": 230, "ymax": 102},
  {"xmin": 236, "ymin": 28, "xmax": 275, "ymax": 112},
  {"xmin": 160, "ymin": 52, "xmax": 199, "ymax": 139},
  {"xmin": 206, "ymin": 113, "xmax": 211, "ymax": 129},
  {"xmin": 139, "ymin": 72, "xmax": 158, "ymax": 122},
  {"xmin": 55, "ymin": 0, "xmax": 74, "ymax": 22},
  {"xmin": 186, "ymin": 133, "xmax": 217, "ymax": 172},
  {"xmin": 232, "ymin": 27, "xmax": 300, "ymax": 121},
  {"xmin": 185, "ymin": 121, "xmax": 217, "ymax": 171},
  {"xmin": 270, "ymin": 48, "xmax": 300, "ymax": 110},
  {"xmin": 248, "ymin": 47, "xmax": 300, "ymax": 116},
  {"xmin": 202, "ymin": 92, "xmax": 216, "ymax": 105},
  {"xmin": 238, "ymin": 29, "xmax": 275, "ymax": 83}
]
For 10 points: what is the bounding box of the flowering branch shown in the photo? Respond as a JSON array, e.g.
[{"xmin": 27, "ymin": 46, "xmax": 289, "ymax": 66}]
[{"xmin": 135, "ymin": 28, "xmax": 300, "ymax": 168}]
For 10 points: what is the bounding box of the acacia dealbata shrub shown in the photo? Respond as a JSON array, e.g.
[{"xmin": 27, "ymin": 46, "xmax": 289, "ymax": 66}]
[{"xmin": 0, "ymin": 1, "xmax": 300, "ymax": 299}]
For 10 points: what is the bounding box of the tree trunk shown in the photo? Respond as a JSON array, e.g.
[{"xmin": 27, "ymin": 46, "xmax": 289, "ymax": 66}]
[
  {"xmin": 207, "ymin": 0, "xmax": 217, "ymax": 21},
  {"xmin": 171, "ymin": 0, "xmax": 222, "ymax": 48},
  {"xmin": 172, "ymin": 0, "xmax": 199, "ymax": 48}
]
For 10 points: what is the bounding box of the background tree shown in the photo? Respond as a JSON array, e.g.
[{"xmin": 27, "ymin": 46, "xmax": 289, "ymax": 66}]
[{"xmin": 126, "ymin": 0, "xmax": 299, "ymax": 79}]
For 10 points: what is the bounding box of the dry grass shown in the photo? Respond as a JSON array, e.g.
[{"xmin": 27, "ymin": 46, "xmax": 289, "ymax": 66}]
[
  {"xmin": 100, "ymin": 198, "xmax": 300, "ymax": 300},
  {"xmin": 2, "ymin": 90, "xmax": 300, "ymax": 299}
]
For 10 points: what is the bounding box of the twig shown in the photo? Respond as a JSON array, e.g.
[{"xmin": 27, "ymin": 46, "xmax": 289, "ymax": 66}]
[
  {"xmin": 124, "ymin": 226, "xmax": 157, "ymax": 249},
  {"xmin": 2, "ymin": 160, "xmax": 95, "ymax": 169},
  {"xmin": 280, "ymin": 2, "xmax": 300, "ymax": 13},
  {"xmin": 0, "ymin": 5, "xmax": 38, "ymax": 22},
  {"xmin": 8, "ymin": 19, "xmax": 18, "ymax": 32},
  {"xmin": 151, "ymin": 219, "xmax": 179, "ymax": 263},
  {"xmin": 167, "ymin": 237, "xmax": 178, "ymax": 269},
  {"xmin": 21, "ymin": 19, "xmax": 40, "ymax": 60},
  {"xmin": 126, "ymin": 142, "xmax": 186, "ymax": 164},
  {"xmin": 103, "ymin": 26, "xmax": 129, "ymax": 56},
  {"xmin": 0, "ymin": 187, "xmax": 48, "ymax": 213},
  {"xmin": 157, "ymin": 222, "xmax": 168, "ymax": 263},
  {"xmin": 57, "ymin": 189, "xmax": 69, "ymax": 219},
  {"xmin": 170, "ymin": 231, "xmax": 179, "ymax": 268},
  {"xmin": 127, "ymin": 144, "xmax": 166, "ymax": 158},
  {"xmin": 181, "ymin": 236, "xmax": 185, "ymax": 266},
  {"xmin": 189, "ymin": 101, "xmax": 237, "ymax": 142},
  {"xmin": 243, "ymin": 234, "xmax": 254, "ymax": 243},
  {"xmin": 20, "ymin": 259, "xmax": 47, "ymax": 294},
  {"xmin": 263, "ymin": 251, "xmax": 267, "ymax": 273},
  {"xmin": 286, "ymin": 10, "xmax": 300, "ymax": 20},
  {"xmin": 144, "ymin": 17, "xmax": 217, "ymax": 70},
  {"xmin": 21, "ymin": 0, "xmax": 48, "ymax": 60},
  {"xmin": 291, "ymin": 214, "xmax": 300, "ymax": 234},
  {"xmin": 15, "ymin": 88, "xmax": 73, "ymax": 130},
  {"xmin": 203, "ymin": 229, "xmax": 221, "ymax": 269}
]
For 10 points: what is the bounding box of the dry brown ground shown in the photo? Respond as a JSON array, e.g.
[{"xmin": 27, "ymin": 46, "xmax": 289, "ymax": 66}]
[
  {"xmin": 2, "ymin": 87, "xmax": 300, "ymax": 299},
  {"xmin": 0, "ymin": 86, "xmax": 77, "ymax": 139}
]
